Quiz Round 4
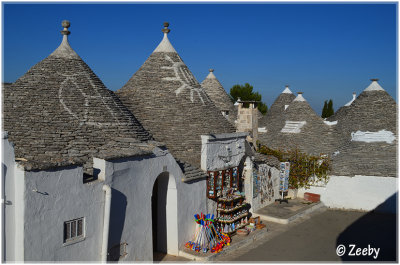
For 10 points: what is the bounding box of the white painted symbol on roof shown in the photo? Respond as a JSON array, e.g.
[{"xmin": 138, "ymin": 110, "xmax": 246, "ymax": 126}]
[
  {"xmin": 161, "ymin": 55, "xmax": 205, "ymax": 104},
  {"xmin": 58, "ymin": 72, "xmax": 124, "ymax": 127},
  {"xmin": 351, "ymin": 130, "xmax": 395, "ymax": 144},
  {"xmin": 281, "ymin": 121, "xmax": 307, "ymax": 133}
]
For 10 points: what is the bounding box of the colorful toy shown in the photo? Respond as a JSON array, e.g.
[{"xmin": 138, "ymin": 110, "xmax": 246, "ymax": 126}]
[{"xmin": 185, "ymin": 213, "xmax": 231, "ymax": 253}]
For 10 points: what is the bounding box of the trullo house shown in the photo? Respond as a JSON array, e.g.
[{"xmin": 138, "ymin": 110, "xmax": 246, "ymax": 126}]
[
  {"xmin": 260, "ymin": 92, "xmax": 334, "ymax": 155},
  {"xmin": 258, "ymin": 85, "xmax": 296, "ymax": 138},
  {"xmin": 330, "ymin": 79, "xmax": 397, "ymax": 177},
  {"xmin": 2, "ymin": 20, "xmax": 211, "ymax": 262},
  {"xmin": 201, "ymin": 69, "xmax": 237, "ymax": 125}
]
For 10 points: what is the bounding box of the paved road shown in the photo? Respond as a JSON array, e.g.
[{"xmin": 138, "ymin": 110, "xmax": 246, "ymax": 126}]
[{"xmin": 216, "ymin": 209, "xmax": 397, "ymax": 262}]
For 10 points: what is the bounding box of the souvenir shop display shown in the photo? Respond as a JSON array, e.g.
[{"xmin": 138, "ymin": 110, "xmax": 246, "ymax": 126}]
[
  {"xmin": 207, "ymin": 167, "xmax": 240, "ymax": 199},
  {"xmin": 185, "ymin": 213, "xmax": 231, "ymax": 253},
  {"xmin": 215, "ymin": 190, "xmax": 250, "ymax": 234},
  {"xmin": 275, "ymin": 162, "xmax": 290, "ymax": 204}
]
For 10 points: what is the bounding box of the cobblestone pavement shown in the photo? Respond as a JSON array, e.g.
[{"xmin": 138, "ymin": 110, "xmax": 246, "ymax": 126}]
[{"xmin": 215, "ymin": 208, "xmax": 397, "ymax": 262}]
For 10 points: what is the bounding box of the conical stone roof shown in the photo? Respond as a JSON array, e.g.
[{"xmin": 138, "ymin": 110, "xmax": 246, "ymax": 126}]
[
  {"xmin": 258, "ymin": 86, "xmax": 296, "ymax": 144},
  {"xmin": 331, "ymin": 79, "xmax": 397, "ymax": 177},
  {"xmin": 259, "ymin": 86, "xmax": 296, "ymax": 129},
  {"xmin": 117, "ymin": 23, "xmax": 235, "ymax": 169},
  {"xmin": 3, "ymin": 21, "xmax": 154, "ymax": 172},
  {"xmin": 262, "ymin": 92, "xmax": 335, "ymax": 155},
  {"xmin": 201, "ymin": 69, "xmax": 237, "ymax": 124},
  {"xmin": 326, "ymin": 92, "xmax": 356, "ymax": 122}
]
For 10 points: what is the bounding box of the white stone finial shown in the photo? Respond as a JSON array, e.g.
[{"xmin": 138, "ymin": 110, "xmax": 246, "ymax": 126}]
[
  {"xmin": 364, "ymin": 78, "xmax": 384, "ymax": 92},
  {"xmin": 61, "ymin": 20, "xmax": 70, "ymax": 36},
  {"xmin": 282, "ymin": 85, "xmax": 293, "ymax": 94},
  {"xmin": 293, "ymin": 92, "xmax": 306, "ymax": 102},
  {"xmin": 162, "ymin": 22, "xmax": 170, "ymax": 34},
  {"xmin": 206, "ymin": 69, "xmax": 216, "ymax": 79},
  {"xmin": 49, "ymin": 20, "xmax": 79, "ymax": 59},
  {"xmin": 153, "ymin": 22, "xmax": 177, "ymax": 53}
]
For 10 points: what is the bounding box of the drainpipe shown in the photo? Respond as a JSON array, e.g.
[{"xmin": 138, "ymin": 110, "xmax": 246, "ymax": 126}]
[{"xmin": 101, "ymin": 185, "xmax": 111, "ymax": 263}]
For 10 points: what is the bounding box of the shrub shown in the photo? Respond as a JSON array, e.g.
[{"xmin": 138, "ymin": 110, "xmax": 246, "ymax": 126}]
[{"xmin": 258, "ymin": 145, "xmax": 331, "ymax": 189}]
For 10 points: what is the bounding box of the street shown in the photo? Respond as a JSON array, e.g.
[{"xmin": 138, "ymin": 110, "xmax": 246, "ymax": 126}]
[{"xmin": 215, "ymin": 209, "xmax": 397, "ymax": 262}]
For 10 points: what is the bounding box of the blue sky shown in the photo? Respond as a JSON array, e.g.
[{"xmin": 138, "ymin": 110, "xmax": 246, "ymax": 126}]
[{"xmin": 3, "ymin": 3, "xmax": 397, "ymax": 114}]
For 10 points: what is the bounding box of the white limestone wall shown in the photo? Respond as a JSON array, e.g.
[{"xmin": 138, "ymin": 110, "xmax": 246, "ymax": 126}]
[
  {"xmin": 23, "ymin": 166, "xmax": 104, "ymax": 262},
  {"xmin": 104, "ymin": 147, "xmax": 207, "ymax": 261},
  {"xmin": 2, "ymin": 133, "xmax": 16, "ymax": 261},
  {"xmin": 298, "ymin": 175, "xmax": 398, "ymax": 213}
]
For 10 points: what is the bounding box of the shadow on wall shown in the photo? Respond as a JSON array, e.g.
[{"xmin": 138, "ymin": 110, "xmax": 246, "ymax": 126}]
[
  {"xmin": 2, "ymin": 163, "xmax": 6, "ymax": 262},
  {"xmin": 107, "ymin": 188, "xmax": 127, "ymax": 262},
  {"xmin": 336, "ymin": 193, "xmax": 398, "ymax": 262}
]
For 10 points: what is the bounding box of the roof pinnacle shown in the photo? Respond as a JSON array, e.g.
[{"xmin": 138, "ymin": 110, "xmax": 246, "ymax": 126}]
[
  {"xmin": 209, "ymin": 69, "xmax": 214, "ymax": 72},
  {"xmin": 370, "ymin": 78, "xmax": 379, "ymax": 82},
  {"xmin": 162, "ymin": 22, "xmax": 170, "ymax": 34},
  {"xmin": 61, "ymin": 20, "xmax": 70, "ymax": 36}
]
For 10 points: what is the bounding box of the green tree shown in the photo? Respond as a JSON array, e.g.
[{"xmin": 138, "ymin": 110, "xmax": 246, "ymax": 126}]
[
  {"xmin": 321, "ymin": 100, "xmax": 328, "ymax": 118},
  {"xmin": 327, "ymin": 99, "xmax": 334, "ymax": 117},
  {"xmin": 230, "ymin": 83, "xmax": 268, "ymax": 115}
]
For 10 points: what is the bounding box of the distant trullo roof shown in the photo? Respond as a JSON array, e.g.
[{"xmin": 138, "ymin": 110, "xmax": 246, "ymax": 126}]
[
  {"xmin": 258, "ymin": 85, "xmax": 296, "ymax": 143},
  {"xmin": 331, "ymin": 79, "xmax": 397, "ymax": 177},
  {"xmin": 326, "ymin": 92, "xmax": 356, "ymax": 122},
  {"xmin": 201, "ymin": 69, "xmax": 237, "ymax": 124},
  {"xmin": 261, "ymin": 92, "xmax": 335, "ymax": 155},
  {"xmin": 3, "ymin": 21, "xmax": 154, "ymax": 172},
  {"xmin": 116, "ymin": 23, "xmax": 235, "ymax": 176}
]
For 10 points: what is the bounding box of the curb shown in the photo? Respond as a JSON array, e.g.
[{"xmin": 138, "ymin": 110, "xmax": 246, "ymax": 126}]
[{"xmin": 256, "ymin": 202, "xmax": 325, "ymax": 224}]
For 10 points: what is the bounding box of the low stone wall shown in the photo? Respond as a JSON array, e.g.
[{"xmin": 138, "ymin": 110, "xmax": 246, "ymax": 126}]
[{"xmin": 298, "ymin": 175, "xmax": 398, "ymax": 213}]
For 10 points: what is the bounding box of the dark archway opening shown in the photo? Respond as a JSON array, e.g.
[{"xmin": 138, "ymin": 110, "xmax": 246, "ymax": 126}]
[{"xmin": 152, "ymin": 172, "xmax": 169, "ymax": 261}]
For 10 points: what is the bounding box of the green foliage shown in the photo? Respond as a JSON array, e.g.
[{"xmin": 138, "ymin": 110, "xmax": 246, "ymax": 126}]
[
  {"xmin": 258, "ymin": 145, "xmax": 331, "ymax": 189},
  {"xmin": 327, "ymin": 99, "xmax": 334, "ymax": 117},
  {"xmin": 321, "ymin": 99, "xmax": 334, "ymax": 118},
  {"xmin": 230, "ymin": 83, "xmax": 268, "ymax": 115}
]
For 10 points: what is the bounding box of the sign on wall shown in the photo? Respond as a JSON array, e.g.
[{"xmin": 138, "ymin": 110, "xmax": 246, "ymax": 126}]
[
  {"xmin": 253, "ymin": 171, "xmax": 260, "ymax": 198},
  {"xmin": 279, "ymin": 162, "xmax": 290, "ymax": 192}
]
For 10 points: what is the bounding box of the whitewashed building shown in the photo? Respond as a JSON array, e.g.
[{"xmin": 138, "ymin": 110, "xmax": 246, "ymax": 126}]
[
  {"xmin": 2, "ymin": 20, "xmax": 282, "ymax": 262},
  {"xmin": 2, "ymin": 20, "xmax": 206, "ymax": 262},
  {"xmin": 298, "ymin": 79, "xmax": 397, "ymax": 212}
]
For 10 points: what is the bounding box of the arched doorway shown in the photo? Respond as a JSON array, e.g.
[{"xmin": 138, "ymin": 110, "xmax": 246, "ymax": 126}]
[{"xmin": 151, "ymin": 172, "xmax": 178, "ymax": 260}]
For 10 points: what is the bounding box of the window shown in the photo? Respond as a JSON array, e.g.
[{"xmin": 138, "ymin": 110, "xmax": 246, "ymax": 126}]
[{"xmin": 64, "ymin": 217, "xmax": 84, "ymax": 244}]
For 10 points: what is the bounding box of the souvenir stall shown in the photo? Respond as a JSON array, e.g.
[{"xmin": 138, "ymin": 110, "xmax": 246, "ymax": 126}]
[{"xmin": 206, "ymin": 167, "xmax": 250, "ymax": 234}]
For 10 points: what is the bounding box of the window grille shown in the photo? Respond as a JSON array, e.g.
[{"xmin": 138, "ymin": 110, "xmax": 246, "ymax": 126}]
[{"xmin": 64, "ymin": 217, "xmax": 84, "ymax": 243}]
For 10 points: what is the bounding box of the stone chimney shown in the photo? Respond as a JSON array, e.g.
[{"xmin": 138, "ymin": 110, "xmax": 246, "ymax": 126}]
[{"xmin": 236, "ymin": 100, "xmax": 259, "ymax": 148}]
